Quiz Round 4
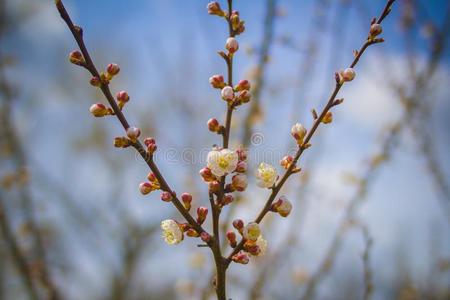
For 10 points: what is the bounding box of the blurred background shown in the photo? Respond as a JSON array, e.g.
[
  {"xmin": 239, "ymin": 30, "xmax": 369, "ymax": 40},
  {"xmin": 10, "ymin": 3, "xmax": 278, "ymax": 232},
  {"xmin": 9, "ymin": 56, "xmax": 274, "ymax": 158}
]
[{"xmin": 1, "ymin": 0, "xmax": 449, "ymax": 299}]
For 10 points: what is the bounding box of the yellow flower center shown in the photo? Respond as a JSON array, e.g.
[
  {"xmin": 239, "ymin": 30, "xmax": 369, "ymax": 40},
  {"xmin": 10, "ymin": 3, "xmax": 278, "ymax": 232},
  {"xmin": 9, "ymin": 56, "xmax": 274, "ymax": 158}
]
[{"xmin": 217, "ymin": 156, "xmax": 229, "ymax": 169}]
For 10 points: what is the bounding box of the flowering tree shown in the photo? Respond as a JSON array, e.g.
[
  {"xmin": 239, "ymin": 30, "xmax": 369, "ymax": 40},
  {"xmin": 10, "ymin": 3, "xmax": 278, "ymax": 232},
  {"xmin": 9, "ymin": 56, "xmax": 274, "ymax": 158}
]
[{"xmin": 54, "ymin": 0, "xmax": 396, "ymax": 299}]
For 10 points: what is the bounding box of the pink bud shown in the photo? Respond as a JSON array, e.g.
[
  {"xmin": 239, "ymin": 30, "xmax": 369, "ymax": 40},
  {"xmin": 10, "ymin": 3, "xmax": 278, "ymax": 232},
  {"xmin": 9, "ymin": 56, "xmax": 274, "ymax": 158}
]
[
  {"xmin": 200, "ymin": 168, "xmax": 216, "ymax": 182},
  {"xmin": 200, "ymin": 232, "xmax": 211, "ymax": 243},
  {"xmin": 161, "ymin": 191, "xmax": 173, "ymax": 202},
  {"xmin": 209, "ymin": 75, "xmax": 225, "ymax": 89},
  {"xmin": 235, "ymin": 161, "xmax": 247, "ymax": 173},
  {"xmin": 207, "ymin": 118, "xmax": 220, "ymax": 132},
  {"xmin": 370, "ymin": 24, "xmax": 382, "ymax": 37},
  {"xmin": 280, "ymin": 155, "xmax": 294, "ymax": 169},
  {"xmin": 126, "ymin": 127, "xmax": 141, "ymax": 141},
  {"xmin": 232, "ymin": 174, "xmax": 248, "ymax": 192},
  {"xmin": 144, "ymin": 138, "xmax": 157, "ymax": 155},
  {"xmin": 236, "ymin": 148, "xmax": 247, "ymax": 162},
  {"xmin": 272, "ymin": 195, "xmax": 292, "ymax": 217},
  {"xmin": 116, "ymin": 91, "xmax": 130, "ymax": 103},
  {"xmin": 197, "ymin": 207, "xmax": 208, "ymax": 224},
  {"xmin": 245, "ymin": 244, "xmax": 261, "ymax": 256},
  {"xmin": 181, "ymin": 193, "xmax": 192, "ymax": 210},
  {"xmin": 291, "ymin": 123, "xmax": 307, "ymax": 144},
  {"xmin": 232, "ymin": 251, "xmax": 249, "ymax": 264},
  {"xmin": 221, "ymin": 86, "xmax": 235, "ymax": 102},
  {"xmin": 69, "ymin": 50, "xmax": 85, "ymax": 66},
  {"xmin": 147, "ymin": 172, "xmax": 158, "ymax": 183},
  {"xmin": 236, "ymin": 90, "xmax": 251, "ymax": 104},
  {"xmin": 232, "ymin": 219, "xmax": 244, "ymax": 233},
  {"xmin": 89, "ymin": 103, "xmax": 109, "ymax": 117},
  {"xmin": 144, "ymin": 138, "xmax": 156, "ymax": 147},
  {"xmin": 106, "ymin": 63, "xmax": 120, "ymax": 76},
  {"xmin": 90, "ymin": 76, "xmax": 101, "ymax": 87},
  {"xmin": 208, "ymin": 181, "xmax": 220, "ymax": 193},
  {"xmin": 226, "ymin": 231, "xmax": 237, "ymax": 247},
  {"xmin": 340, "ymin": 68, "xmax": 356, "ymax": 82},
  {"xmin": 207, "ymin": 2, "xmax": 225, "ymax": 16},
  {"xmin": 139, "ymin": 182, "xmax": 153, "ymax": 195},
  {"xmin": 222, "ymin": 194, "xmax": 234, "ymax": 206},
  {"xmin": 235, "ymin": 79, "xmax": 251, "ymax": 92},
  {"xmin": 225, "ymin": 37, "xmax": 239, "ymax": 54}
]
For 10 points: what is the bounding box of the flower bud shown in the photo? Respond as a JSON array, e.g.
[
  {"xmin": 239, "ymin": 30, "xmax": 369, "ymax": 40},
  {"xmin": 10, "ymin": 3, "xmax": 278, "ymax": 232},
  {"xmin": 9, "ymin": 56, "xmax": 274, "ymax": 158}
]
[
  {"xmin": 209, "ymin": 75, "xmax": 225, "ymax": 89},
  {"xmin": 243, "ymin": 222, "xmax": 261, "ymax": 241},
  {"xmin": 235, "ymin": 79, "xmax": 251, "ymax": 92},
  {"xmin": 340, "ymin": 68, "xmax": 356, "ymax": 82},
  {"xmin": 139, "ymin": 182, "xmax": 153, "ymax": 195},
  {"xmin": 207, "ymin": 2, "xmax": 225, "ymax": 17},
  {"xmin": 207, "ymin": 118, "xmax": 221, "ymax": 133},
  {"xmin": 69, "ymin": 50, "xmax": 85, "ymax": 66},
  {"xmin": 144, "ymin": 138, "xmax": 155, "ymax": 147},
  {"xmin": 126, "ymin": 127, "xmax": 141, "ymax": 141},
  {"xmin": 369, "ymin": 24, "xmax": 383, "ymax": 37},
  {"xmin": 197, "ymin": 207, "xmax": 208, "ymax": 224},
  {"xmin": 322, "ymin": 111, "xmax": 333, "ymax": 124},
  {"xmin": 186, "ymin": 229, "xmax": 199, "ymax": 237},
  {"xmin": 232, "ymin": 251, "xmax": 249, "ymax": 264},
  {"xmin": 181, "ymin": 193, "xmax": 192, "ymax": 210},
  {"xmin": 200, "ymin": 167, "xmax": 216, "ymax": 182},
  {"xmin": 225, "ymin": 37, "xmax": 239, "ymax": 54},
  {"xmin": 245, "ymin": 243, "xmax": 261, "ymax": 256},
  {"xmin": 200, "ymin": 232, "xmax": 211, "ymax": 243},
  {"xmin": 291, "ymin": 123, "xmax": 307, "ymax": 145},
  {"xmin": 90, "ymin": 76, "xmax": 101, "ymax": 87},
  {"xmin": 226, "ymin": 231, "xmax": 237, "ymax": 247},
  {"xmin": 114, "ymin": 136, "xmax": 131, "ymax": 148},
  {"xmin": 235, "ymin": 21, "xmax": 246, "ymax": 35},
  {"xmin": 89, "ymin": 103, "xmax": 109, "ymax": 117},
  {"xmin": 230, "ymin": 11, "xmax": 241, "ymax": 31},
  {"xmin": 208, "ymin": 181, "xmax": 220, "ymax": 193},
  {"xmin": 236, "ymin": 90, "xmax": 251, "ymax": 104},
  {"xmin": 222, "ymin": 194, "xmax": 234, "ymax": 206},
  {"xmin": 236, "ymin": 149, "xmax": 247, "ymax": 162},
  {"xmin": 106, "ymin": 63, "xmax": 120, "ymax": 77},
  {"xmin": 161, "ymin": 191, "xmax": 173, "ymax": 202},
  {"xmin": 233, "ymin": 219, "xmax": 244, "ymax": 233},
  {"xmin": 221, "ymin": 86, "xmax": 235, "ymax": 102},
  {"xmin": 271, "ymin": 195, "xmax": 292, "ymax": 217},
  {"xmin": 280, "ymin": 155, "xmax": 294, "ymax": 169},
  {"xmin": 144, "ymin": 138, "xmax": 157, "ymax": 155},
  {"xmin": 232, "ymin": 174, "xmax": 248, "ymax": 192},
  {"xmin": 116, "ymin": 91, "xmax": 130, "ymax": 103},
  {"xmin": 147, "ymin": 172, "xmax": 159, "ymax": 184},
  {"xmin": 235, "ymin": 161, "xmax": 247, "ymax": 173}
]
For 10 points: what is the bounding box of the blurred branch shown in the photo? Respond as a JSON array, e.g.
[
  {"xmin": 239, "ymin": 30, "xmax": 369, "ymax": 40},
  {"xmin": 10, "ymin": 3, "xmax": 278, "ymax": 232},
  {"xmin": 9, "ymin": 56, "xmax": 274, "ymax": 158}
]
[
  {"xmin": 0, "ymin": 196, "xmax": 39, "ymax": 300},
  {"xmin": 360, "ymin": 222, "xmax": 373, "ymax": 300},
  {"xmin": 109, "ymin": 223, "xmax": 159, "ymax": 300},
  {"xmin": 241, "ymin": 0, "xmax": 277, "ymax": 144},
  {"xmin": 0, "ymin": 5, "xmax": 61, "ymax": 297}
]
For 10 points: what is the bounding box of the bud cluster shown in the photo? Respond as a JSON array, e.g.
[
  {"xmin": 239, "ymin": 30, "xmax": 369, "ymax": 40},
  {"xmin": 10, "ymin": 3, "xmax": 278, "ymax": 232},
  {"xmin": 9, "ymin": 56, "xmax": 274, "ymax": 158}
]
[
  {"xmin": 230, "ymin": 222, "xmax": 268, "ymax": 263},
  {"xmin": 139, "ymin": 172, "xmax": 160, "ymax": 195}
]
